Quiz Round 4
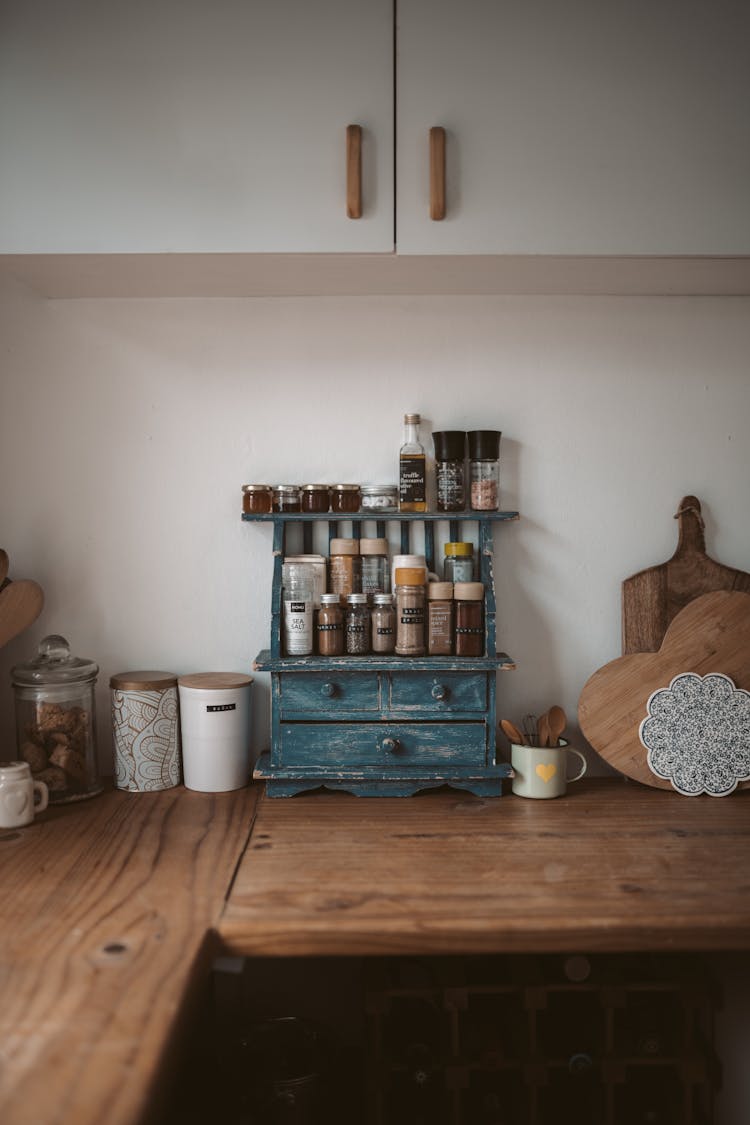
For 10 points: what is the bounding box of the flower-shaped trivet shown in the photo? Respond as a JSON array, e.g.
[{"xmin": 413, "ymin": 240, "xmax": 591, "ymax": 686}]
[{"xmin": 639, "ymin": 672, "xmax": 750, "ymax": 796}]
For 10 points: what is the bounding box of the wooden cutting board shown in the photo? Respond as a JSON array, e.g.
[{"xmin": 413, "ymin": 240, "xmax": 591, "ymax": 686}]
[
  {"xmin": 579, "ymin": 590, "xmax": 750, "ymax": 791},
  {"xmin": 621, "ymin": 495, "xmax": 750, "ymax": 654}
]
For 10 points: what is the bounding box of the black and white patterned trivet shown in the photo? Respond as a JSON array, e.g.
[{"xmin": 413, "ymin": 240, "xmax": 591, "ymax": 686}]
[{"xmin": 639, "ymin": 672, "xmax": 750, "ymax": 797}]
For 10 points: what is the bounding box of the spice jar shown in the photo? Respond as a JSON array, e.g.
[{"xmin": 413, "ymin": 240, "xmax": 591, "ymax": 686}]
[
  {"xmin": 283, "ymin": 555, "xmax": 327, "ymax": 608},
  {"xmin": 273, "ymin": 485, "xmax": 302, "ymax": 513},
  {"xmin": 433, "ymin": 430, "xmax": 467, "ymax": 512},
  {"xmin": 443, "ymin": 542, "xmax": 475, "ymax": 583},
  {"xmin": 390, "ymin": 553, "xmax": 427, "ymax": 595},
  {"xmin": 282, "ymin": 568, "xmax": 314, "ymax": 656},
  {"xmin": 427, "ymin": 582, "xmax": 454, "ymax": 655},
  {"xmin": 110, "ymin": 670, "xmax": 181, "ymax": 792},
  {"xmin": 242, "ymin": 484, "xmax": 273, "ymax": 514},
  {"xmin": 371, "ymin": 593, "xmax": 396, "ymax": 654},
  {"xmin": 360, "ymin": 484, "xmax": 399, "ymax": 513},
  {"xmin": 360, "ymin": 538, "xmax": 390, "ymax": 598},
  {"xmin": 330, "ymin": 484, "xmax": 361, "ymax": 513},
  {"xmin": 395, "ymin": 566, "xmax": 427, "ymax": 657},
  {"xmin": 317, "ymin": 593, "xmax": 344, "ymax": 656},
  {"xmin": 454, "ymin": 582, "xmax": 485, "ymax": 656},
  {"xmin": 345, "ymin": 593, "xmax": 370, "ymax": 655},
  {"xmin": 300, "ymin": 484, "xmax": 330, "ymax": 513},
  {"xmin": 12, "ymin": 634, "xmax": 102, "ymax": 804},
  {"xmin": 468, "ymin": 430, "xmax": 501, "ymax": 511},
  {"xmin": 328, "ymin": 539, "xmax": 362, "ymax": 600}
]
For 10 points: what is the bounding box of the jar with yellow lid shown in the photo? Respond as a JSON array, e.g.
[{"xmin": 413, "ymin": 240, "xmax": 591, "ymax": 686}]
[{"xmin": 443, "ymin": 542, "xmax": 474, "ymax": 583}]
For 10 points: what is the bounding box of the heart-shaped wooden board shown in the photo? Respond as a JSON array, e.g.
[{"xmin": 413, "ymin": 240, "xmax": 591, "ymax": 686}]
[
  {"xmin": 0, "ymin": 578, "xmax": 44, "ymax": 649},
  {"xmin": 578, "ymin": 590, "xmax": 750, "ymax": 790}
]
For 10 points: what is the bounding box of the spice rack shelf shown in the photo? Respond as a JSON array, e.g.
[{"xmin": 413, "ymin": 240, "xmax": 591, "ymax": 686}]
[{"xmin": 244, "ymin": 509, "xmax": 519, "ymax": 797}]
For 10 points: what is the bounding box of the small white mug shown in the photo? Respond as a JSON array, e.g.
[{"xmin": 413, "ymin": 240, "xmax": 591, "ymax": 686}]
[
  {"xmin": 510, "ymin": 739, "xmax": 588, "ymax": 799},
  {"xmin": 0, "ymin": 760, "xmax": 49, "ymax": 827}
]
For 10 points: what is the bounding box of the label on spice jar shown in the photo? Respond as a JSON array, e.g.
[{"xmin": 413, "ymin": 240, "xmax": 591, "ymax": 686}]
[
  {"xmin": 283, "ymin": 598, "xmax": 313, "ymax": 655},
  {"xmin": 399, "ymin": 457, "xmax": 426, "ymax": 505}
]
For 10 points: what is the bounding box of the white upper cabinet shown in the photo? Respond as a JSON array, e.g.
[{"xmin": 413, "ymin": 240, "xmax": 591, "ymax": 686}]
[
  {"xmin": 396, "ymin": 0, "xmax": 750, "ymax": 255},
  {"xmin": 0, "ymin": 0, "xmax": 394, "ymax": 253}
]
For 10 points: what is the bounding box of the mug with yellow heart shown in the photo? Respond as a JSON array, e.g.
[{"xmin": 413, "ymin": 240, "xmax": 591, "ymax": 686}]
[
  {"xmin": 510, "ymin": 739, "xmax": 587, "ymax": 799},
  {"xmin": 0, "ymin": 760, "xmax": 49, "ymax": 827}
]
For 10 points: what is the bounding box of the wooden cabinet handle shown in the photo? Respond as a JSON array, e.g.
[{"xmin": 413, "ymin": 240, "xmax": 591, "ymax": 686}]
[
  {"xmin": 430, "ymin": 126, "xmax": 446, "ymax": 221},
  {"xmin": 382, "ymin": 737, "xmax": 400, "ymax": 754},
  {"xmin": 321, "ymin": 682, "xmax": 337, "ymax": 698},
  {"xmin": 346, "ymin": 124, "xmax": 362, "ymax": 219},
  {"xmin": 431, "ymin": 683, "xmax": 449, "ymax": 702}
]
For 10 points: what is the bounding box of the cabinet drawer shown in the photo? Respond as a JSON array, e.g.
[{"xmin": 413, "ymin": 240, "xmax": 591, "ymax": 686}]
[
  {"xmin": 279, "ymin": 672, "xmax": 379, "ymax": 716},
  {"xmin": 280, "ymin": 722, "xmax": 486, "ymax": 768},
  {"xmin": 388, "ymin": 672, "xmax": 487, "ymax": 713}
]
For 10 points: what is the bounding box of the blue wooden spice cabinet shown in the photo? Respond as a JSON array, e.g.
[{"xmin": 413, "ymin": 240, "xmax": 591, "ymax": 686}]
[{"xmin": 244, "ymin": 510, "xmax": 518, "ymax": 797}]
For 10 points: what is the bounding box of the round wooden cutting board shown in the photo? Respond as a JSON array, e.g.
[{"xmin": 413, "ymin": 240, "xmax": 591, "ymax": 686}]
[{"xmin": 578, "ymin": 590, "xmax": 750, "ymax": 791}]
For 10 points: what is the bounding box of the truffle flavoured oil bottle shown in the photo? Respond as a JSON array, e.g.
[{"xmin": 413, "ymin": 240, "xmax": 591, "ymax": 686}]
[{"xmin": 399, "ymin": 413, "xmax": 427, "ymax": 512}]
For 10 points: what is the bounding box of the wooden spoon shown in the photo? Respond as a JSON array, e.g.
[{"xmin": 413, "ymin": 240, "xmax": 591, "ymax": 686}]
[
  {"xmin": 547, "ymin": 705, "xmax": 567, "ymax": 747},
  {"xmin": 536, "ymin": 712, "xmax": 551, "ymax": 748},
  {"xmin": 500, "ymin": 719, "xmax": 526, "ymax": 746}
]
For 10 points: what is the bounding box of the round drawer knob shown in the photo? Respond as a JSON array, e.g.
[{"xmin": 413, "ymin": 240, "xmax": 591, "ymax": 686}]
[
  {"xmin": 382, "ymin": 737, "xmax": 400, "ymax": 754},
  {"xmin": 431, "ymin": 683, "xmax": 449, "ymax": 701},
  {"xmin": 320, "ymin": 682, "xmax": 337, "ymax": 698}
]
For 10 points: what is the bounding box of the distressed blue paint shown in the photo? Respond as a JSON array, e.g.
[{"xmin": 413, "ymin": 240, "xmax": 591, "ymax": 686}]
[{"xmin": 248, "ymin": 512, "xmax": 519, "ymax": 797}]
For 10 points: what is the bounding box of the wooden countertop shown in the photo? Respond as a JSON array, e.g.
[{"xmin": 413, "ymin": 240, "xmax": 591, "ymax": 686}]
[
  {"xmin": 2, "ymin": 778, "xmax": 749, "ymax": 1124},
  {"xmin": 0, "ymin": 785, "xmax": 261, "ymax": 1125},
  {"xmin": 219, "ymin": 779, "xmax": 750, "ymax": 958}
]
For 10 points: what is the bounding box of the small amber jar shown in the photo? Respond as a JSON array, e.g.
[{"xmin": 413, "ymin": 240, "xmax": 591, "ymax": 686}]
[
  {"xmin": 454, "ymin": 581, "xmax": 485, "ymax": 657},
  {"xmin": 273, "ymin": 485, "xmax": 301, "ymax": 513},
  {"xmin": 427, "ymin": 582, "xmax": 454, "ymax": 656},
  {"xmin": 242, "ymin": 484, "xmax": 273, "ymax": 514},
  {"xmin": 300, "ymin": 484, "xmax": 330, "ymax": 513},
  {"xmin": 330, "ymin": 484, "xmax": 361, "ymax": 513}
]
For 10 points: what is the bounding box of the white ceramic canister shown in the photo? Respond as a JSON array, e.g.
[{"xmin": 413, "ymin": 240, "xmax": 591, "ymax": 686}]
[
  {"xmin": 110, "ymin": 670, "xmax": 181, "ymax": 792},
  {"xmin": 177, "ymin": 673, "xmax": 253, "ymax": 793}
]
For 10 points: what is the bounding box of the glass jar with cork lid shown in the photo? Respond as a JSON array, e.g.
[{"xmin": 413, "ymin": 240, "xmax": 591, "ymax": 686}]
[{"xmin": 12, "ymin": 634, "xmax": 103, "ymax": 804}]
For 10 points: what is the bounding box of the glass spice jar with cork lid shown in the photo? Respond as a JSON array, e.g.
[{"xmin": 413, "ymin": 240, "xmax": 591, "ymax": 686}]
[
  {"xmin": 427, "ymin": 582, "xmax": 454, "ymax": 655},
  {"xmin": 328, "ymin": 539, "xmax": 362, "ymax": 600},
  {"xmin": 360, "ymin": 538, "xmax": 390, "ymax": 598},
  {"xmin": 454, "ymin": 582, "xmax": 485, "ymax": 656},
  {"xmin": 317, "ymin": 593, "xmax": 344, "ymax": 656}
]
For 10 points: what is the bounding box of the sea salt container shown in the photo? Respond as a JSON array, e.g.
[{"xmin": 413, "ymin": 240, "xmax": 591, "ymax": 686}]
[{"xmin": 177, "ymin": 673, "xmax": 253, "ymax": 792}]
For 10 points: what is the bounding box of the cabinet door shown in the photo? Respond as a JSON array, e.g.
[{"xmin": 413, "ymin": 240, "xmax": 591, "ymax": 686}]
[
  {"xmin": 0, "ymin": 0, "xmax": 393, "ymax": 253},
  {"xmin": 396, "ymin": 0, "xmax": 750, "ymax": 254}
]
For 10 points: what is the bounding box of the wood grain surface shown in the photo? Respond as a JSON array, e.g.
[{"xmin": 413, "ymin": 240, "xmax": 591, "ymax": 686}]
[
  {"xmin": 579, "ymin": 590, "xmax": 750, "ymax": 791},
  {"xmin": 218, "ymin": 781, "xmax": 750, "ymax": 959},
  {"xmin": 622, "ymin": 496, "xmax": 750, "ymax": 654},
  {"xmin": 0, "ymin": 784, "xmax": 259, "ymax": 1125}
]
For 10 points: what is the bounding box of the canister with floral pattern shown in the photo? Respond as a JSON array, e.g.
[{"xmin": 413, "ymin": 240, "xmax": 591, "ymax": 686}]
[{"xmin": 110, "ymin": 670, "xmax": 181, "ymax": 792}]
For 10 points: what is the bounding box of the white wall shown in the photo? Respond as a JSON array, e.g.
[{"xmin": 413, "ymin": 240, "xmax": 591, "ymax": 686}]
[{"xmin": 1, "ymin": 277, "xmax": 749, "ymax": 776}]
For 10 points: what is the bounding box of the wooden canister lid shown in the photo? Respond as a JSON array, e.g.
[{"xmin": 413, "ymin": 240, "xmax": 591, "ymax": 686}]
[
  {"xmin": 177, "ymin": 672, "xmax": 253, "ymax": 690},
  {"xmin": 427, "ymin": 582, "xmax": 454, "ymax": 599},
  {"xmin": 110, "ymin": 670, "xmax": 177, "ymax": 691},
  {"xmin": 329, "ymin": 538, "xmax": 359, "ymax": 555},
  {"xmin": 453, "ymin": 581, "xmax": 485, "ymax": 601}
]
